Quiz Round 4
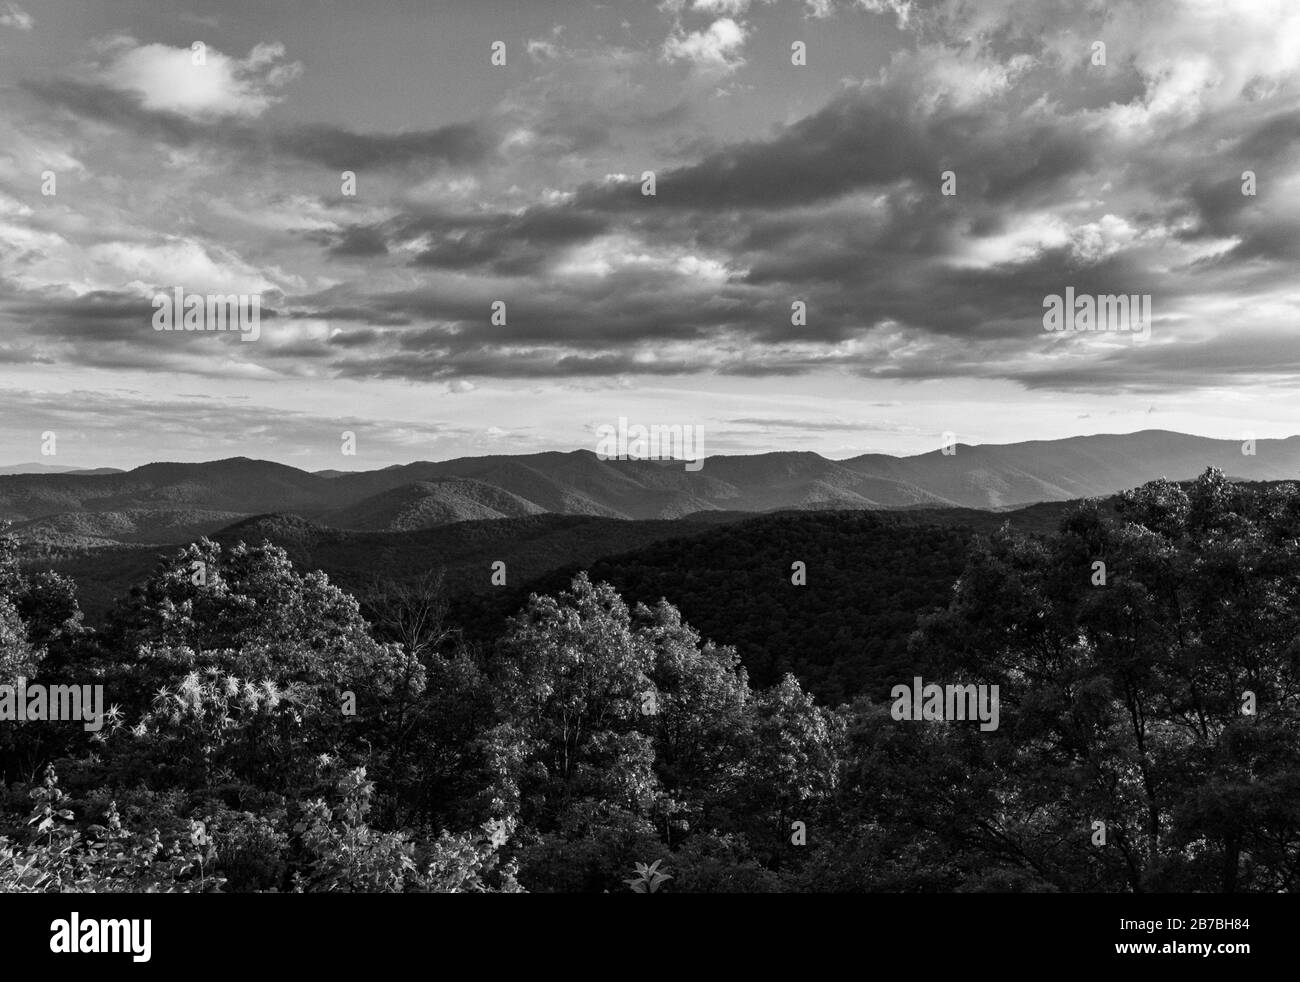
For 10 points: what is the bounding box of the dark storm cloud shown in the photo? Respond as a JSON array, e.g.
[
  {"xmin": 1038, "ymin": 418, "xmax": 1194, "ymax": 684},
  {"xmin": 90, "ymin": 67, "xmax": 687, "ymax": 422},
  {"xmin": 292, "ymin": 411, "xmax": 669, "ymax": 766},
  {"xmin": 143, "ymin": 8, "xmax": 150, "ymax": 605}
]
[
  {"xmin": 1168, "ymin": 109, "xmax": 1300, "ymax": 262},
  {"xmin": 286, "ymin": 73, "xmax": 1125, "ymax": 377},
  {"xmin": 0, "ymin": 288, "xmax": 296, "ymax": 379},
  {"xmin": 1237, "ymin": 110, "xmax": 1300, "ymax": 162},
  {"xmin": 313, "ymin": 206, "xmax": 611, "ymax": 275},
  {"xmin": 1186, "ymin": 176, "xmax": 1255, "ymax": 237},
  {"xmin": 371, "ymin": 282, "xmax": 752, "ymax": 346},
  {"xmin": 10, "ymin": 291, "xmax": 155, "ymax": 343},
  {"xmin": 326, "ymin": 226, "xmax": 389, "ymax": 257},
  {"xmin": 289, "ymin": 307, "xmax": 410, "ymax": 326},
  {"xmin": 326, "ymin": 328, "xmax": 383, "ymax": 348},
  {"xmin": 1007, "ymin": 328, "xmax": 1300, "ymax": 393},
  {"xmin": 23, "ymin": 79, "xmax": 496, "ymax": 171},
  {"xmin": 573, "ymin": 85, "xmax": 1098, "ymax": 212},
  {"xmin": 318, "ymin": 73, "xmax": 1100, "ymax": 276},
  {"xmin": 407, "ymin": 207, "xmax": 611, "ymax": 274}
]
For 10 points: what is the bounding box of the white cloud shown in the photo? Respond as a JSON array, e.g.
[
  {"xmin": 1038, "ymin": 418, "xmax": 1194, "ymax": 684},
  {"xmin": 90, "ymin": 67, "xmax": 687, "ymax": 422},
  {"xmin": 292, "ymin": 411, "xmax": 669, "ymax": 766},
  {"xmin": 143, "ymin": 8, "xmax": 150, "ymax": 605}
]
[
  {"xmin": 91, "ymin": 237, "xmax": 283, "ymax": 296},
  {"xmin": 948, "ymin": 212, "xmax": 1071, "ymax": 270},
  {"xmin": 92, "ymin": 39, "xmax": 301, "ymax": 118},
  {"xmin": 873, "ymin": 45, "xmax": 1035, "ymax": 114},
  {"xmin": 1068, "ymin": 214, "xmax": 1141, "ymax": 264},
  {"xmin": 662, "ymin": 18, "xmax": 748, "ymax": 73},
  {"xmin": 527, "ymin": 38, "xmax": 560, "ymax": 61},
  {"xmin": 206, "ymin": 193, "xmax": 355, "ymax": 234},
  {"xmin": 405, "ymin": 175, "xmax": 481, "ymax": 207},
  {"xmin": 855, "ymin": 0, "xmax": 913, "ymax": 29},
  {"xmin": 0, "ymin": 3, "xmax": 32, "ymax": 30},
  {"xmin": 555, "ymin": 233, "xmax": 737, "ymax": 283},
  {"xmin": 1105, "ymin": 0, "xmax": 1300, "ymax": 128},
  {"xmin": 692, "ymin": 0, "xmax": 752, "ymax": 14},
  {"xmin": 526, "ymin": 26, "xmax": 566, "ymax": 62},
  {"xmin": 0, "ymin": 131, "xmax": 85, "ymax": 183},
  {"xmin": 886, "ymin": 0, "xmax": 1300, "ymax": 126}
]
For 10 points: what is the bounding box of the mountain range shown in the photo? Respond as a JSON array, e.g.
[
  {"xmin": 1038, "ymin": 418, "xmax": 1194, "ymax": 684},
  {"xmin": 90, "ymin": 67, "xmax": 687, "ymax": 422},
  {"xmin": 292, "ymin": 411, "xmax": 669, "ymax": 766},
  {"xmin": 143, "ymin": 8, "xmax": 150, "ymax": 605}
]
[
  {"xmin": 2, "ymin": 430, "xmax": 1295, "ymax": 547},
  {"xmin": 0, "ymin": 463, "xmax": 124, "ymax": 476}
]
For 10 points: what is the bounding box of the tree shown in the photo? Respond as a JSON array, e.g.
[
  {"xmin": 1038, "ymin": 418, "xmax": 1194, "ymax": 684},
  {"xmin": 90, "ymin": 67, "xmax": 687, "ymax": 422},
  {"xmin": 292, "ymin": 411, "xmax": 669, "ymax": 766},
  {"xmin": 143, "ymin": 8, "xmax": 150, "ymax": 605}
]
[
  {"xmin": 489, "ymin": 573, "xmax": 659, "ymax": 824},
  {"xmin": 909, "ymin": 470, "xmax": 1300, "ymax": 891}
]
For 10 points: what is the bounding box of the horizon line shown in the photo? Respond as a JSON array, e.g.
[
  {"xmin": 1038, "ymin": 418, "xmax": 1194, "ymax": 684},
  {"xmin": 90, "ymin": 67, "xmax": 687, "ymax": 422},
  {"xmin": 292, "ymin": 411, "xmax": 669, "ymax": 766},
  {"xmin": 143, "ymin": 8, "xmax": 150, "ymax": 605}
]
[{"xmin": 2, "ymin": 427, "xmax": 1295, "ymax": 475}]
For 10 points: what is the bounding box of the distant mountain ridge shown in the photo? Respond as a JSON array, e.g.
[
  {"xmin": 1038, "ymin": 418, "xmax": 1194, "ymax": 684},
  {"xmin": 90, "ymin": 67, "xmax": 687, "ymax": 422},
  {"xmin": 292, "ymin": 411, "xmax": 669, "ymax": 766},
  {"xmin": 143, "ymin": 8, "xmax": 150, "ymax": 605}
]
[
  {"xmin": 2, "ymin": 430, "xmax": 1297, "ymax": 544},
  {"xmin": 0, "ymin": 463, "xmax": 125, "ymax": 476}
]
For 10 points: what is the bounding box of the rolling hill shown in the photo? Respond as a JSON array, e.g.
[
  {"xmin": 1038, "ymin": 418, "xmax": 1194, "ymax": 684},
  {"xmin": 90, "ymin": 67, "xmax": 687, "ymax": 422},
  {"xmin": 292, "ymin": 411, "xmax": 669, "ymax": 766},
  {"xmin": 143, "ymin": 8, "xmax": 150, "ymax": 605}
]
[
  {"xmin": 321, "ymin": 478, "xmax": 547, "ymax": 530},
  {"xmin": 1, "ymin": 431, "xmax": 1296, "ymax": 547}
]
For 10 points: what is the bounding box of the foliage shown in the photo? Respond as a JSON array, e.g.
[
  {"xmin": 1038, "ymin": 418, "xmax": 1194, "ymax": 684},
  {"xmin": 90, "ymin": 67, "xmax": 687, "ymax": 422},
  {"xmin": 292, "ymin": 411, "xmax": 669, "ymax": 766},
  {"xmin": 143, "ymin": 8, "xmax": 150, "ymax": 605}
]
[{"xmin": 3, "ymin": 472, "xmax": 1299, "ymax": 891}]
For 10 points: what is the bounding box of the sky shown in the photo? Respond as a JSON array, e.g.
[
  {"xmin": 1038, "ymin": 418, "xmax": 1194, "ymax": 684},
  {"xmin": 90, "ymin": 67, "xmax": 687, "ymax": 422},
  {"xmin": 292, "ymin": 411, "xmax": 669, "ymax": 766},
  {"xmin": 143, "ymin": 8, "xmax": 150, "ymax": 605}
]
[{"xmin": 2, "ymin": 0, "xmax": 1299, "ymax": 469}]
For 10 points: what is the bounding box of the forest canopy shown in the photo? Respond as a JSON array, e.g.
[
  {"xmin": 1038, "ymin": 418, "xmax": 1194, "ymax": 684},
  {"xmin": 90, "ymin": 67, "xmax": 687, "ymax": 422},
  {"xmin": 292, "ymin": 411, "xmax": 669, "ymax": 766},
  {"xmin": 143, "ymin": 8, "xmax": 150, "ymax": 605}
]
[{"xmin": 1, "ymin": 468, "xmax": 1297, "ymax": 893}]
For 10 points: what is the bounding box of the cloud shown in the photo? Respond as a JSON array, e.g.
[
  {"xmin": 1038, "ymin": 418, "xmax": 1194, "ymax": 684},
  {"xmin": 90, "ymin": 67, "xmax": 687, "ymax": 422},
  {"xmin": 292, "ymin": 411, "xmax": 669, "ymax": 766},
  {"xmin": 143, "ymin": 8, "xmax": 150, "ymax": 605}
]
[
  {"xmin": 24, "ymin": 78, "xmax": 495, "ymax": 172},
  {"xmin": 0, "ymin": 385, "xmax": 479, "ymax": 466},
  {"xmin": 692, "ymin": 0, "xmax": 753, "ymax": 14},
  {"xmin": 526, "ymin": 38, "xmax": 561, "ymax": 61},
  {"xmin": 854, "ymin": 0, "xmax": 913, "ymax": 28},
  {"xmin": 239, "ymin": 2, "xmax": 1294, "ymax": 396},
  {"xmin": 491, "ymin": 42, "xmax": 678, "ymax": 169},
  {"xmin": 662, "ymin": 18, "xmax": 748, "ymax": 73},
  {"xmin": 87, "ymin": 238, "xmax": 284, "ymax": 296},
  {"xmin": 575, "ymin": 57, "xmax": 1093, "ymax": 213},
  {"xmin": 0, "ymin": 2, "xmax": 32, "ymax": 30},
  {"xmin": 327, "ymin": 226, "xmax": 390, "ymax": 258},
  {"xmin": 6, "ymin": 0, "xmax": 1300, "ymax": 404},
  {"xmin": 90, "ymin": 39, "xmax": 301, "ymax": 119},
  {"xmin": 727, "ymin": 415, "xmax": 887, "ymax": 431}
]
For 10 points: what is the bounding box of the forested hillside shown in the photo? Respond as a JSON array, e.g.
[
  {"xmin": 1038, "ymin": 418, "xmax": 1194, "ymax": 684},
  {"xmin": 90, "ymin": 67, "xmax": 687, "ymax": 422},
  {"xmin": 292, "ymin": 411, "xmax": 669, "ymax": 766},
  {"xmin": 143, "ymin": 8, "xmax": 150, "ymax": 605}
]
[
  {"xmin": 2, "ymin": 469, "xmax": 1297, "ymax": 892},
  {"xmin": 454, "ymin": 512, "xmax": 977, "ymax": 704},
  {"xmin": 6, "ymin": 432, "xmax": 1300, "ymax": 536}
]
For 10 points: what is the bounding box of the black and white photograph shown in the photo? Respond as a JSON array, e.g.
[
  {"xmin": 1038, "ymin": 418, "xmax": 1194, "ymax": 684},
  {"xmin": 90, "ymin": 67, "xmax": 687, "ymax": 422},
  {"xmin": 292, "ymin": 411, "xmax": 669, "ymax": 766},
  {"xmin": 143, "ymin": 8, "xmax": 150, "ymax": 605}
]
[{"xmin": 0, "ymin": 0, "xmax": 1294, "ymax": 963}]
